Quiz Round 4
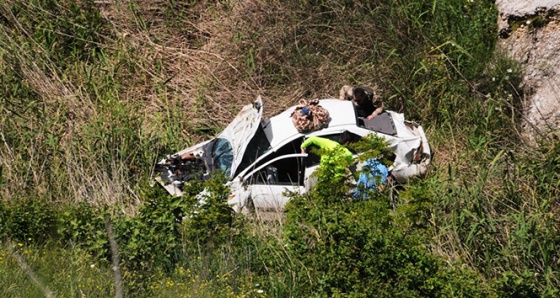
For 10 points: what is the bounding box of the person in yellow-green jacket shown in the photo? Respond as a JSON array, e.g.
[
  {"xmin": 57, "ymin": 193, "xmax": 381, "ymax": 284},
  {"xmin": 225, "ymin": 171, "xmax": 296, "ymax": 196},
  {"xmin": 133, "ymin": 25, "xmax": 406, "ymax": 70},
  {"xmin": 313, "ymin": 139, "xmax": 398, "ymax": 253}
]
[{"xmin": 300, "ymin": 135, "xmax": 353, "ymax": 180}]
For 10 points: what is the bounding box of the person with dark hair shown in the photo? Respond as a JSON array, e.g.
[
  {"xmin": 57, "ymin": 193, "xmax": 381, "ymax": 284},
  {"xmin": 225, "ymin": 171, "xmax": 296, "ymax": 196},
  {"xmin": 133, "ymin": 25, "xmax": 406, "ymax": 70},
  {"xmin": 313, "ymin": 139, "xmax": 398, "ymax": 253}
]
[
  {"xmin": 339, "ymin": 130, "xmax": 357, "ymax": 145},
  {"xmin": 339, "ymin": 85, "xmax": 384, "ymax": 119}
]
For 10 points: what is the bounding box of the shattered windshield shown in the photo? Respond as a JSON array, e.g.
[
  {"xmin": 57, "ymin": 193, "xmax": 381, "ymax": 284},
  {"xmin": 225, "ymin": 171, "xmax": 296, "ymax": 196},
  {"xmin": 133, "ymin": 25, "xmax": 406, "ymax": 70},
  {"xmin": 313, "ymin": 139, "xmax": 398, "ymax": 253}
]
[{"xmin": 210, "ymin": 138, "xmax": 233, "ymax": 176}]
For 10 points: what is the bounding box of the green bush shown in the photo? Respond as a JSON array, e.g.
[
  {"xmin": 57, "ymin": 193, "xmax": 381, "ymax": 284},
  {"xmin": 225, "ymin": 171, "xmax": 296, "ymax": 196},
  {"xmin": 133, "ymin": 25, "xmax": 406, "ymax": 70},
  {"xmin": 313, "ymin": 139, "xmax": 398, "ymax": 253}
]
[
  {"xmin": 112, "ymin": 185, "xmax": 185, "ymax": 273},
  {"xmin": 56, "ymin": 202, "xmax": 109, "ymax": 257},
  {"xmin": 112, "ymin": 176, "xmax": 239, "ymax": 294},
  {"xmin": 0, "ymin": 176, "xmax": 244, "ymax": 297},
  {"xmin": 179, "ymin": 173, "xmax": 236, "ymax": 247},
  {"xmin": 282, "ymin": 138, "xmax": 491, "ymax": 297},
  {"xmin": 1, "ymin": 197, "xmax": 57, "ymax": 245},
  {"xmin": 496, "ymin": 271, "xmax": 540, "ymax": 298}
]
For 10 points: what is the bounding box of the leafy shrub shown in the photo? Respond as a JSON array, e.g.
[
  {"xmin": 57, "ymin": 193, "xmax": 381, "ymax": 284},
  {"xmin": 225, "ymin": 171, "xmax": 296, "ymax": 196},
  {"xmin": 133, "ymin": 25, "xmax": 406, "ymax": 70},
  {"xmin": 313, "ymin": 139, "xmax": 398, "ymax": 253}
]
[
  {"xmin": 179, "ymin": 173, "xmax": 236, "ymax": 247},
  {"xmin": 56, "ymin": 202, "xmax": 109, "ymax": 256},
  {"xmin": 282, "ymin": 138, "xmax": 491, "ymax": 297},
  {"xmin": 496, "ymin": 271, "xmax": 540, "ymax": 298},
  {"xmin": 113, "ymin": 185, "xmax": 185, "ymax": 272},
  {"xmin": 2, "ymin": 197, "xmax": 57, "ymax": 245}
]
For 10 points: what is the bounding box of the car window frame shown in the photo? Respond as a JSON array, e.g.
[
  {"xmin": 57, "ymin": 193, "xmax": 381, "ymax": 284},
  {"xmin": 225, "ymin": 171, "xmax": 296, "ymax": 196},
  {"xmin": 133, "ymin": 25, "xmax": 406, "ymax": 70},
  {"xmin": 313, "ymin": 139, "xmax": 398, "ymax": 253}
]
[{"xmin": 241, "ymin": 153, "xmax": 308, "ymax": 185}]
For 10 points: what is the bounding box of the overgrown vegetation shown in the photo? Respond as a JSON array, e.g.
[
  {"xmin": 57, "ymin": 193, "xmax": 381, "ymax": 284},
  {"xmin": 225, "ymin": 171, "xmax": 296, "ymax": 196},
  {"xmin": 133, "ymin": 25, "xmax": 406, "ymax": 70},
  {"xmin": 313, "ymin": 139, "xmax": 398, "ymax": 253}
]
[{"xmin": 1, "ymin": 0, "xmax": 559, "ymax": 296}]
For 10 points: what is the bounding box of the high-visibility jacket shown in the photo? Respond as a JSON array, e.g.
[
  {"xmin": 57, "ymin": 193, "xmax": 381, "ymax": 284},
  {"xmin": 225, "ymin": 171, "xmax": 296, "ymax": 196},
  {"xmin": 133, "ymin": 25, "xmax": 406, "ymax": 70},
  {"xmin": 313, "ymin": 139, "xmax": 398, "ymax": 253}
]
[{"xmin": 301, "ymin": 136, "xmax": 353, "ymax": 179}]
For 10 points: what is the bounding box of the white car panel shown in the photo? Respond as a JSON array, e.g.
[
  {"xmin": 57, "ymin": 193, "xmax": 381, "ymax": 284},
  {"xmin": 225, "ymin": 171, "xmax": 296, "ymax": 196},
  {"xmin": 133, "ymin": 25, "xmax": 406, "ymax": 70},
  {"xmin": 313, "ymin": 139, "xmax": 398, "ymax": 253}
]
[
  {"xmin": 218, "ymin": 96, "xmax": 263, "ymax": 177},
  {"xmin": 249, "ymin": 184, "xmax": 303, "ymax": 212}
]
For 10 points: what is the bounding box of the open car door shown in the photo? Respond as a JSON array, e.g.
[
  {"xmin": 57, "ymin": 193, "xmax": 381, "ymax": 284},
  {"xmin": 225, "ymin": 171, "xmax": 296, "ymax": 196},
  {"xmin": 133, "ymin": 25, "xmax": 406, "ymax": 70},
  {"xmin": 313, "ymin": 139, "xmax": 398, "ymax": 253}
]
[
  {"xmin": 232, "ymin": 154, "xmax": 307, "ymax": 213},
  {"xmin": 217, "ymin": 96, "xmax": 263, "ymax": 178}
]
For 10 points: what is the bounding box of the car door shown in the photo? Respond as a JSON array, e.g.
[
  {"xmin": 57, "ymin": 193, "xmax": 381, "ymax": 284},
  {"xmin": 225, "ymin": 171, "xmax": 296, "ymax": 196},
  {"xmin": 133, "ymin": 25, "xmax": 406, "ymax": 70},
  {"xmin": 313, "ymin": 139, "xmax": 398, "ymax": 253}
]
[
  {"xmin": 217, "ymin": 96, "xmax": 263, "ymax": 178},
  {"xmin": 241, "ymin": 154, "xmax": 307, "ymax": 212}
]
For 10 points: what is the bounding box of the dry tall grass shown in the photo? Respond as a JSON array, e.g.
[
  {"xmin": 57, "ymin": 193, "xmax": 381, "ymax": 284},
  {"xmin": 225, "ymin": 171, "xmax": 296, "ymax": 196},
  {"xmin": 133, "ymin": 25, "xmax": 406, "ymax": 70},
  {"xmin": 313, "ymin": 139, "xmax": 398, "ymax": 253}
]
[{"xmin": 0, "ymin": 0, "xmax": 415, "ymax": 207}]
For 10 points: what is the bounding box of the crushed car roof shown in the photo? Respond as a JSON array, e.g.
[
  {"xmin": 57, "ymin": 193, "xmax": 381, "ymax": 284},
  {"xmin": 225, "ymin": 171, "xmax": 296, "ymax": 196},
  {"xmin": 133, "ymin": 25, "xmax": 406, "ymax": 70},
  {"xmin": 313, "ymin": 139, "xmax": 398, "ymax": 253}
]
[{"xmin": 262, "ymin": 99, "xmax": 358, "ymax": 148}]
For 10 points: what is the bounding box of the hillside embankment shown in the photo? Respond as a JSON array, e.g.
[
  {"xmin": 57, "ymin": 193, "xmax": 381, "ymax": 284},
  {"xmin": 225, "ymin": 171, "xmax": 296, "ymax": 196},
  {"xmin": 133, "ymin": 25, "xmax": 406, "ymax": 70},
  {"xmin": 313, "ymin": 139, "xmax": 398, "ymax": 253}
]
[
  {"xmin": 496, "ymin": 0, "xmax": 560, "ymax": 140},
  {"xmin": 2, "ymin": 1, "xmax": 560, "ymax": 296}
]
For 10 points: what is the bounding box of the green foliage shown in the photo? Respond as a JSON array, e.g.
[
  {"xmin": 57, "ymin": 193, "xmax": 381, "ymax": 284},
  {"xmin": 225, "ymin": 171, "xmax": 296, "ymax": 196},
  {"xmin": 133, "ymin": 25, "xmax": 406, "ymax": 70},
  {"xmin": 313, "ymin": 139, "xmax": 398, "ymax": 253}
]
[
  {"xmin": 56, "ymin": 203, "xmax": 109, "ymax": 256},
  {"xmin": 0, "ymin": 175, "xmax": 245, "ymax": 295},
  {"xmin": 0, "ymin": 242, "xmax": 116, "ymax": 297},
  {"xmin": 111, "ymin": 185, "xmax": 185, "ymax": 273},
  {"xmin": 6, "ymin": 0, "xmax": 109, "ymax": 66},
  {"xmin": 395, "ymin": 179, "xmax": 435, "ymax": 229},
  {"xmin": 496, "ymin": 271, "xmax": 540, "ymax": 298},
  {"xmin": 347, "ymin": 134, "xmax": 391, "ymax": 164},
  {"xmin": 179, "ymin": 173, "xmax": 236, "ymax": 246},
  {"xmin": 2, "ymin": 0, "xmax": 560, "ymax": 296},
  {"xmin": 1, "ymin": 197, "xmax": 57, "ymax": 245},
  {"xmin": 284, "ymin": 184, "xmax": 489, "ymax": 297},
  {"xmin": 426, "ymin": 266, "xmax": 495, "ymax": 298},
  {"xmin": 282, "ymin": 137, "xmax": 490, "ymax": 297}
]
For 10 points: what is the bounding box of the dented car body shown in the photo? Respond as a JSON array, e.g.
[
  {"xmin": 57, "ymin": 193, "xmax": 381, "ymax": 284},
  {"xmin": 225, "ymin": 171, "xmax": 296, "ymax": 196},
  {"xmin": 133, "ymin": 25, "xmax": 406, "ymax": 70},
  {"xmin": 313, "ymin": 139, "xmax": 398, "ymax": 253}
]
[{"xmin": 154, "ymin": 96, "xmax": 431, "ymax": 213}]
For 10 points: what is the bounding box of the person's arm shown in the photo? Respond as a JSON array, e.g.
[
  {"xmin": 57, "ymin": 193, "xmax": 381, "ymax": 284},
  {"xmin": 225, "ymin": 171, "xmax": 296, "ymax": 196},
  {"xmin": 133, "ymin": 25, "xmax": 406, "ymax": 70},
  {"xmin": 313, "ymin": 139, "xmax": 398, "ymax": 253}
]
[
  {"xmin": 367, "ymin": 99, "xmax": 385, "ymax": 120},
  {"xmin": 301, "ymin": 136, "xmax": 318, "ymax": 152},
  {"xmin": 301, "ymin": 136, "xmax": 335, "ymax": 152},
  {"xmin": 339, "ymin": 85, "xmax": 353, "ymax": 101}
]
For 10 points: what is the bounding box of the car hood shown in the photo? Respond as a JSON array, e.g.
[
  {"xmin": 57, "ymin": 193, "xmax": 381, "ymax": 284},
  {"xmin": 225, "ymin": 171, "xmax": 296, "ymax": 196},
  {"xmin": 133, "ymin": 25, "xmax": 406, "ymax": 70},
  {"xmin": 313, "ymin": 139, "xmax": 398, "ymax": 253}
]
[{"xmin": 217, "ymin": 96, "xmax": 263, "ymax": 177}]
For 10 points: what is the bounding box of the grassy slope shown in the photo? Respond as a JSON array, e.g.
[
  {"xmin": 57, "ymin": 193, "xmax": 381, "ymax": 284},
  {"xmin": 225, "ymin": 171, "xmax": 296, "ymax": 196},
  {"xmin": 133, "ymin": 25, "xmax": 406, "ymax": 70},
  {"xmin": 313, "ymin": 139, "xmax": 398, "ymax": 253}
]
[
  {"xmin": 1, "ymin": 0, "xmax": 559, "ymax": 296},
  {"xmin": 0, "ymin": 0, "xmax": 499, "ymax": 202}
]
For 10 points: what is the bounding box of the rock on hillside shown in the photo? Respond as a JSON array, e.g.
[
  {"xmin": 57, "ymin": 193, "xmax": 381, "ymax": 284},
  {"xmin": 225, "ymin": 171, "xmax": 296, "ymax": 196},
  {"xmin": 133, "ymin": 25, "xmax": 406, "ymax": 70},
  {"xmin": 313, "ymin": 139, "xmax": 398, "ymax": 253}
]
[{"xmin": 496, "ymin": 0, "xmax": 560, "ymax": 140}]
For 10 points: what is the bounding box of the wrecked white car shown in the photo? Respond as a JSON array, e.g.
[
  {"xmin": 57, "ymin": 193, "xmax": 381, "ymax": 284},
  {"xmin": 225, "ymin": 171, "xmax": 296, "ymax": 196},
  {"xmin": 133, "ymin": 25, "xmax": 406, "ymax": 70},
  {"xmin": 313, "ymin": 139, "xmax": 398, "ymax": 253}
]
[{"xmin": 154, "ymin": 96, "xmax": 431, "ymax": 213}]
